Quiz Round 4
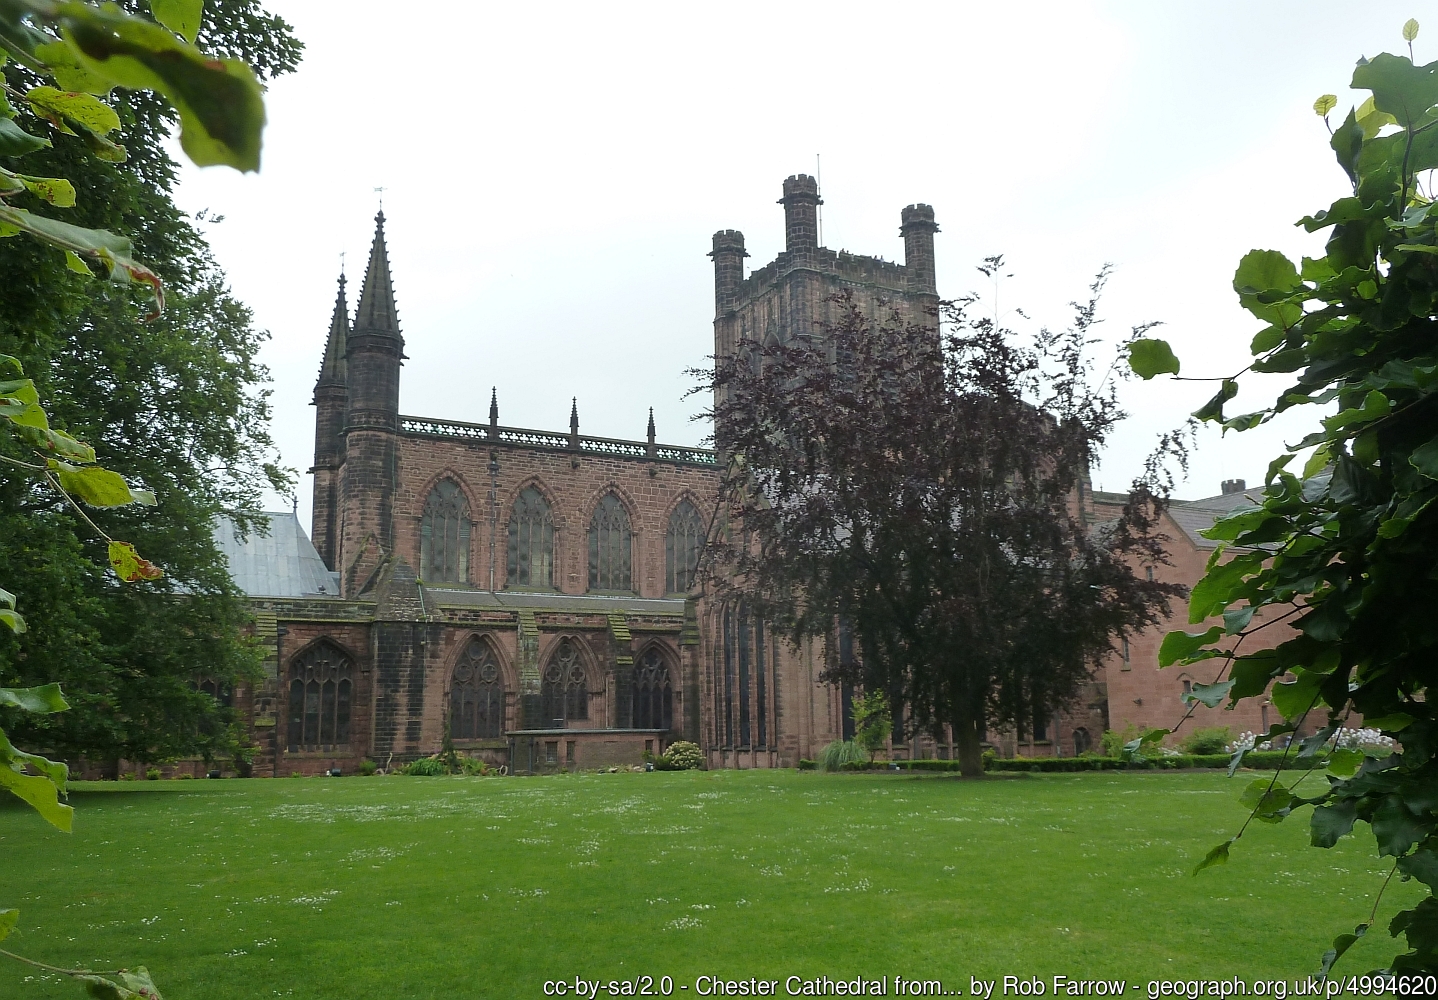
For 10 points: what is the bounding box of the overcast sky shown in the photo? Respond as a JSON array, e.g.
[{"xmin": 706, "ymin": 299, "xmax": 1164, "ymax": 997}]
[{"xmin": 171, "ymin": 0, "xmax": 1421, "ymax": 525}]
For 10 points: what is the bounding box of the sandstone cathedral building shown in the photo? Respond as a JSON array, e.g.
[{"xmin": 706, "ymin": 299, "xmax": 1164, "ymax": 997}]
[{"xmin": 214, "ymin": 176, "xmax": 1275, "ymax": 777}]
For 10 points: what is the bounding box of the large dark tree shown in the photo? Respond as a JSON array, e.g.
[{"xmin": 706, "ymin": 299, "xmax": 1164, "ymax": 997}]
[
  {"xmin": 0, "ymin": 1, "xmax": 301, "ymax": 767},
  {"xmin": 702, "ymin": 277, "xmax": 1184, "ymax": 776}
]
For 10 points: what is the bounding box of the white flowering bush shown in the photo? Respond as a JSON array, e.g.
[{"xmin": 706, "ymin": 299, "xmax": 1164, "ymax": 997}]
[
  {"xmin": 659, "ymin": 741, "xmax": 703, "ymax": 771},
  {"xmin": 1227, "ymin": 727, "xmax": 1395, "ymax": 755}
]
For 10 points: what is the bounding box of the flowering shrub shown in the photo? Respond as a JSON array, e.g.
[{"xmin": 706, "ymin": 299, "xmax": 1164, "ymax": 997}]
[
  {"xmin": 659, "ymin": 741, "xmax": 702, "ymax": 771},
  {"xmin": 1227, "ymin": 728, "xmax": 1394, "ymax": 755}
]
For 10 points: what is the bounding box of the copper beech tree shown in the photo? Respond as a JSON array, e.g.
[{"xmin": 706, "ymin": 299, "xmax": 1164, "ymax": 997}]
[{"xmin": 699, "ymin": 278, "xmax": 1183, "ymax": 777}]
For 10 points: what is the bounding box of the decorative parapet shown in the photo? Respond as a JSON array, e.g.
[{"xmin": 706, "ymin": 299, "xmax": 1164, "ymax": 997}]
[{"xmin": 398, "ymin": 415, "xmax": 717, "ymax": 467}]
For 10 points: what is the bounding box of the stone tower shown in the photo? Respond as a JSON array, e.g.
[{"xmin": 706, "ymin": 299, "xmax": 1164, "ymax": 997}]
[
  {"xmin": 337, "ymin": 211, "xmax": 404, "ymax": 595},
  {"xmin": 310, "ymin": 272, "xmax": 348, "ymax": 571},
  {"xmin": 711, "ymin": 175, "xmax": 940, "ymax": 363}
]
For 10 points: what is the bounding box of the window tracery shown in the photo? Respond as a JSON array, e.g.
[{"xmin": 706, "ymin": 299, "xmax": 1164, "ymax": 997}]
[
  {"xmin": 632, "ymin": 647, "xmax": 673, "ymax": 730},
  {"xmin": 286, "ymin": 643, "xmax": 353, "ymax": 751},
  {"xmin": 588, "ymin": 493, "xmax": 632, "ymax": 592},
  {"xmin": 421, "ymin": 479, "xmax": 470, "ymax": 583},
  {"xmin": 541, "ymin": 639, "xmax": 587, "ymax": 723},
  {"xmin": 507, "ymin": 486, "xmax": 554, "ymax": 589},
  {"xmin": 665, "ymin": 500, "xmax": 703, "ymax": 594},
  {"xmin": 450, "ymin": 637, "xmax": 504, "ymax": 739}
]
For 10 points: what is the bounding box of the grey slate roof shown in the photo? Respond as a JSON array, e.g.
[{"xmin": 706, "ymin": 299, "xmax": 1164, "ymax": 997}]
[
  {"xmin": 213, "ymin": 512, "xmax": 340, "ymax": 597},
  {"xmin": 1169, "ymin": 488, "xmax": 1265, "ymax": 550}
]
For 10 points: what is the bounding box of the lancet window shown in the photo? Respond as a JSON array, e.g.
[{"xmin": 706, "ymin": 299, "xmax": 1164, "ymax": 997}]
[
  {"xmin": 665, "ymin": 500, "xmax": 704, "ymax": 594},
  {"xmin": 541, "ymin": 639, "xmax": 587, "ymax": 723},
  {"xmin": 588, "ymin": 493, "xmax": 632, "ymax": 592},
  {"xmin": 718, "ymin": 603, "xmax": 776, "ymax": 749},
  {"xmin": 450, "ymin": 637, "xmax": 504, "ymax": 739},
  {"xmin": 286, "ymin": 643, "xmax": 353, "ymax": 751},
  {"xmin": 632, "ymin": 647, "xmax": 673, "ymax": 730},
  {"xmin": 507, "ymin": 487, "xmax": 554, "ymax": 589},
  {"xmin": 420, "ymin": 479, "xmax": 470, "ymax": 583}
]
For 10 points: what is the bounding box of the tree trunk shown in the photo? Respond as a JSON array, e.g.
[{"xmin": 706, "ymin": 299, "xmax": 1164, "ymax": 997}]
[{"xmin": 953, "ymin": 708, "xmax": 985, "ymax": 778}]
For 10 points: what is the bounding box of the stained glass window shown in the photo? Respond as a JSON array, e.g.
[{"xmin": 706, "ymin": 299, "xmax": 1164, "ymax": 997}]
[
  {"xmin": 665, "ymin": 500, "xmax": 704, "ymax": 594},
  {"xmin": 451, "ymin": 637, "xmax": 504, "ymax": 739},
  {"xmin": 588, "ymin": 494, "xmax": 632, "ymax": 592},
  {"xmin": 421, "ymin": 479, "xmax": 470, "ymax": 583},
  {"xmin": 632, "ymin": 647, "xmax": 673, "ymax": 730},
  {"xmin": 286, "ymin": 643, "xmax": 353, "ymax": 751},
  {"xmin": 507, "ymin": 487, "xmax": 554, "ymax": 589},
  {"xmin": 541, "ymin": 639, "xmax": 587, "ymax": 722}
]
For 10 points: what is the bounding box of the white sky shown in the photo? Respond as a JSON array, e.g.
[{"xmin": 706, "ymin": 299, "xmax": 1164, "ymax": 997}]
[{"xmin": 171, "ymin": 0, "xmax": 1422, "ymax": 525}]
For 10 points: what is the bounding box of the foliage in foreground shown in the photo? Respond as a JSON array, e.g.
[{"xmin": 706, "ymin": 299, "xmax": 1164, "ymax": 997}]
[
  {"xmin": 0, "ymin": 0, "xmax": 277, "ymax": 993},
  {"xmin": 701, "ymin": 282, "xmax": 1183, "ymax": 777},
  {"xmin": 1129, "ymin": 18, "xmax": 1438, "ymax": 973}
]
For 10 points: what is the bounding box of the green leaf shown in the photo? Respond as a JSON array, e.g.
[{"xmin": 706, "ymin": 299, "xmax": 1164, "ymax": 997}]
[
  {"xmin": 1412, "ymin": 436, "xmax": 1438, "ymax": 479},
  {"xmin": 0, "ymin": 609, "xmax": 25, "ymax": 633},
  {"xmin": 64, "ymin": 249, "xmax": 92, "ymax": 275},
  {"xmin": 1404, "ymin": 18, "xmax": 1420, "ymax": 42},
  {"xmin": 1222, "ymin": 605, "xmax": 1255, "ymax": 634},
  {"xmin": 1188, "ymin": 549, "xmax": 1264, "ymax": 623},
  {"xmin": 0, "ymin": 376, "xmax": 46, "ymax": 428},
  {"xmin": 1311, "ymin": 798, "xmax": 1359, "ymax": 846},
  {"xmin": 13, "ymin": 172, "xmax": 76, "ymax": 208},
  {"xmin": 1193, "ymin": 838, "xmax": 1233, "ymax": 874},
  {"xmin": 1157, "ymin": 626, "xmax": 1221, "ymax": 666},
  {"xmin": 61, "ymin": 8, "xmax": 265, "ymax": 171},
  {"xmin": 1313, "ymin": 94, "xmax": 1337, "ymax": 117},
  {"xmin": 108, "ymin": 540, "xmax": 163, "ymax": 582},
  {"xmin": 33, "ymin": 40, "xmax": 114, "ymax": 94},
  {"xmin": 150, "ymin": 0, "xmax": 203, "ymax": 43},
  {"xmin": 48, "ymin": 459, "xmax": 152, "ymax": 507},
  {"xmin": 1127, "ymin": 338, "xmax": 1180, "ymax": 379},
  {"xmin": 1397, "ymin": 848, "xmax": 1438, "ymax": 890},
  {"xmin": 0, "ymin": 908, "xmax": 15, "ymax": 943},
  {"xmin": 1320, "ymin": 923, "xmax": 1367, "ymax": 976},
  {"xmin": 1271, "ymin": 668, "xmax": 1324, "ymax": 721},
  {"xmin": 1240, "ymin": 776, "xmax": 1295, "ymax": 823},
  {"xmin": 0, "ymin": 117, "xmax": 50, "ymax": 156},
  {"xmin": 25, "ymin": 86, "xmax": 120, "ymax": 136},
  {"xmin": 1362, "ymin": 712, "xmax": 1416, "ymax": 732},
  {"xmin": 78, "ymin": 966, "xmax": 165, "ymax": 1000},
  {"xmin": 1233, "ymin": 250, "xmax": 1302, "ymax": 327},
  {"xmin": 0, "ymin": 683, "xmax": 68, "ymax": 714},
  {"xmin": 0, "ymin": 205, "xmax": 162, "ymax": 311},
  {"xmin": 1372, "ymin": 795, "xmax": 1427, "ymax": 857},
  {"xmin": 0, "ymin": 759, "xmax": 72, "ymax": 832},
  {"xmin": 1326, "ymin": 748, "xmax": 1365, "ymax": 778},
  {"xmin": 1193, "ymin": 379, "xmax": 1239, "ymax": 423},
  {"xmin": 1351, "ymin": 52, "xmax": 1438, "ymax": 128},
  {"xmin": 11, "ymin": 421, "xmax": 96, "ymax": 462},
  {"xmin": 1183, "ymin": 679, "xmax": 1234, "ymax": 709}
]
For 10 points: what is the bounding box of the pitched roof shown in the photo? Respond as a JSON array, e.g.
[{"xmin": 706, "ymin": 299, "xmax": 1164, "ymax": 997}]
[
  {"xmin": 213, "ymin": 512, "xmax": 340, "ymax": 597},
  {"xmin": 352, "ymin": 210, "xmax": 400, "ymax": 336},
  {"xmin": 1168, "ymin": 488, "xmax": 1264, "ymax": 549}
]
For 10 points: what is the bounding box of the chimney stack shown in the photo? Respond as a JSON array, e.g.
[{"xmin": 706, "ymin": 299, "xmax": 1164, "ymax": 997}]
[{"xmin": 1221, "ymin": 478, "xmax": 1247, "ymax": 495}]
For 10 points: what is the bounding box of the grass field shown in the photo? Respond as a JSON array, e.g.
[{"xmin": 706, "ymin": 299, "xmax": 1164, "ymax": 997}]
[{"xmin": 0, "ymin": 769, "xmax": 1418, "ymax": 998}]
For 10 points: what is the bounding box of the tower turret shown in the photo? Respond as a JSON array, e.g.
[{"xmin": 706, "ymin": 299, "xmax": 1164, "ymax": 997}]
[
  {"xmin": 310, "ymin": 271, "xmax": 349, "ymax": 569},
  {"xmin": 709, "ymin": 229, "xmax": 747, "ymax": 319},
  {"xmin": 338, "ymin": 210, "xmax": 405, "ymax": 594},
  {"xmin": 779, "ymin": 174, "xmax": 821, "ymax": 253},
  {"xmin": 900, "ymin": 203, "xmax": 939, "ymax": 296}
]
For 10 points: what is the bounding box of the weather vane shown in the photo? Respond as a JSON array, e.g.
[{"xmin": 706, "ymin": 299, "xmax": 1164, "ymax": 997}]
[{"xmin": 373, "ymin": 185, "xmax": 386, "ymax": 210}]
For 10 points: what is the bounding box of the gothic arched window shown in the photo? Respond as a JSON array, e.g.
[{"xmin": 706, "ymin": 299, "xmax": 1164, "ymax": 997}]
[
  {"xmin": 632, "ymin": 647, "xmax": 673, "ymax": 730},
  {"xmin": 541, "ymin": 639, "xmax": 587, "ymax": 723},
  {"xmin": 286, "ymin": 643, "xmax": 353, "ymax": 751},
  {"xmin": 450, "ymin": 636, "xmax": 504, "ymax": 739},
  {"xmin": 588, "ymin": 493, "xmax": 632, "ymax": 592},
  {"xmin": 665, "ymin": 500, "xmax": 703, "ymax": 594},
  {"xmin": 421, "ymin": 479, "xmax": 470, "ymax": 583},
  {"xmin": 507, "ymin": 486, "xmax": 554, "ymax": 589}
]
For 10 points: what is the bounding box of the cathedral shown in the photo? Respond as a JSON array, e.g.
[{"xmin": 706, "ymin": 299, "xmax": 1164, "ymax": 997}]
[
  {"xmin": 215, "ymin": 175, "xmax": 1276, "ymax": 777},
  {"xmin": 215, "ymin": 176, "xmax": 942, "ymax": 775}
]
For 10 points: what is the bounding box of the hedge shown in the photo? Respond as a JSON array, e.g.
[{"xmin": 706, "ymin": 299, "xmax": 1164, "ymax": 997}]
[{"xmin": 824, "ymin": 750, "xmax": 1326, "ymax": 773}]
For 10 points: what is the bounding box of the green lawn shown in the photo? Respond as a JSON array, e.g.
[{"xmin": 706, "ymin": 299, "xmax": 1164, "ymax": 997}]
[{"xmin": 0, "ymin": 769, "xmax": 1417, "ymax": 998}]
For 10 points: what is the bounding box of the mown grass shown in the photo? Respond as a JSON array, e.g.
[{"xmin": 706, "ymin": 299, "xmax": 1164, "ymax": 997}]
[{"xmin": 0, "ymin": 769, "xmax": 1417, "ymax": 998}]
